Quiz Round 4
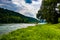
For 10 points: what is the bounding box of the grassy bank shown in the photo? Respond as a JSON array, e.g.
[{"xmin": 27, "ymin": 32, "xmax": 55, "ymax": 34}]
[{"xmin": 0, "ymin": 23, "xmax": 60, "ymax": 40}]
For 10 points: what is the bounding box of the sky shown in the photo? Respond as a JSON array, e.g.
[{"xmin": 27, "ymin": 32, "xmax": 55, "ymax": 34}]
[{"xmin": 0, "ymin": 0, "xmax": 42, "ymax": 18}]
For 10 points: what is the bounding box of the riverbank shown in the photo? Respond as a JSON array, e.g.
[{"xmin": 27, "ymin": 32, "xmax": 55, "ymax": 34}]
[
  {"xmin": 0, "ymin": 23, "xmax": 60, "ymax": 40},
  {"xmin": 0, "ymin": 23, "xmax": 35, "ymax": 35}
]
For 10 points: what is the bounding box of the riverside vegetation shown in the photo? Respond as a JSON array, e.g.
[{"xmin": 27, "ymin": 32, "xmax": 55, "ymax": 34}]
[
  {"xmin": 0, "ymin": 23, "xmax": 60, "ymax": 40},
  {"xmin": 0, "ymin": 18, "xmax": 60, "ymax": 40}
]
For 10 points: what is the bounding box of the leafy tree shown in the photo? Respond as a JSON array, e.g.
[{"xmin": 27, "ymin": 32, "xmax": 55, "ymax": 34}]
[{"xmin": 37, "ymin": 0, "xmax": 60, "ymax": 24}]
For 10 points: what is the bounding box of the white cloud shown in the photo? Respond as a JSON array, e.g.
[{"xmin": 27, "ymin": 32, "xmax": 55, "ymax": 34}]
[{"xmin": 12, "ymin": 0, "xmax": 42, "ymax": 18}]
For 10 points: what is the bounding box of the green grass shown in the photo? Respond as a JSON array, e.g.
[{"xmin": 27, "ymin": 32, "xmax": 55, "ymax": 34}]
[
  {"xmin": 0, "ymin": 23, "xmax": 60, "ymax": 40},
  {"xmin": 58, "ymin": 18, "xmax": 60, "ymax": 22}
]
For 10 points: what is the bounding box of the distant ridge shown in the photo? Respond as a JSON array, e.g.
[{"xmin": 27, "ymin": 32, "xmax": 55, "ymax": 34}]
[{"xmin": 0, "ymin": 8, "xmax": 39, "ymax": 23}]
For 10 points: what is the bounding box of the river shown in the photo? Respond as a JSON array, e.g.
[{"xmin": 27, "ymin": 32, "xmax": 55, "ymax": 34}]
[{"xmin": 0, "ymin": 23, "xmax": 35, "ymax": 35}]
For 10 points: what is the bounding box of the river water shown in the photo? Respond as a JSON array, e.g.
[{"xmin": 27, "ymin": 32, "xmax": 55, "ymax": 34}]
[{"xmin": 0, "ymin": 23, "xmax": 35, "ymax": 35}]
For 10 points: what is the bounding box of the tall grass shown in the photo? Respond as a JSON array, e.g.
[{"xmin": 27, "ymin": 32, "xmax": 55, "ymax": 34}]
[
  {"xmin": 58, "ymin": 18, "xmax": 60, "ymax": 23},
  {"xmin": 0, "ymin": 23, "xmax": 60, "ymax": 40}
]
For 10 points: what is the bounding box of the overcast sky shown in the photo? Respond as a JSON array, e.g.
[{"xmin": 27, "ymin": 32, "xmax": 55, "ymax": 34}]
[{"xmin": 0, "ymin": 0, "xmax": 42, "ymax": 18}]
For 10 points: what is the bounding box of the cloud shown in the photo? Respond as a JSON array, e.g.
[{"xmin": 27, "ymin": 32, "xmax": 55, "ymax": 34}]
[
  {"xmin": 0, "ymin": 0, "xmax": 12, "ymax": 3},
  {"xmin": 0, "ymin": 0, "xmax": 42, "ymax": 18}
]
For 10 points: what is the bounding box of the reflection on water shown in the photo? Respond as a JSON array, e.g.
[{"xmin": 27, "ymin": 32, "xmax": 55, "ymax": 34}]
[{"xmin": 0, "ymin": 23, "xmax": 35, "ymax": 35}]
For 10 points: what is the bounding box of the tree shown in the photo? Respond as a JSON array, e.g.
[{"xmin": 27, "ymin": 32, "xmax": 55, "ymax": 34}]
[{"xmin": 37, "ymin": 0, "xmax": 60, "ymax": 24}]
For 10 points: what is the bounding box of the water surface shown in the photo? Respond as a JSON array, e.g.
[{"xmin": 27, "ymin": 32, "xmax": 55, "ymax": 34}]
[{"xmin": 0, "ymin": 23, "xmax": 35, "ymax": 35}]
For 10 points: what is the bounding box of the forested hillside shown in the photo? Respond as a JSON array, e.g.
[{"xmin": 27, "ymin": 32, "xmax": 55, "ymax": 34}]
[{"xmin": 0, "ymin": 8, "xmax": 38, "ymax": 23}]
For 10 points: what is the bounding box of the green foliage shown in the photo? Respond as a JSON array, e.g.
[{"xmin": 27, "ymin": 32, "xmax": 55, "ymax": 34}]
[
  {"xmin": 0, "ymin": 8, "xmax": 38, "ymax": 23},
  {"xmin": 0, "ymin": 23, "xmax": 60, "ymax": 40},
  {"xmin": 58, "ymin": 18, "xmax": 60, "ymax": 22},
  {"xmin": 37, "ymin": 0, "xmax": 60, "ymax": 24}
]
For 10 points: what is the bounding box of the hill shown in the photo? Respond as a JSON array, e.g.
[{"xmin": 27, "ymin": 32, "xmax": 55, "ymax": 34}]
[{"xmin": 0, "ymin": 8, "xmax": 38, "ymax": 23}]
